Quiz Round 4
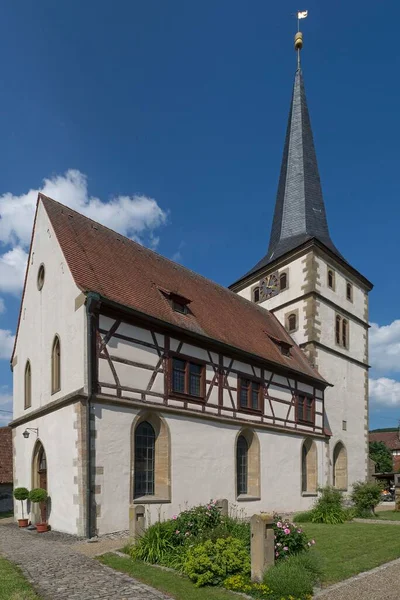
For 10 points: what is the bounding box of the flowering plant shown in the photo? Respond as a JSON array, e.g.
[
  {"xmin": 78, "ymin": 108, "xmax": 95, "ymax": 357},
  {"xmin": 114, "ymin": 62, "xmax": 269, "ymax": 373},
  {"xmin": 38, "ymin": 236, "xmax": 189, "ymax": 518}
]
[
  {"xmin": 273, "ymin": 515, "xmax": 314, "ymax": 560},
  {"xmin": 172, "ymin": 500, "xmax": 222, "ymax": 544}
]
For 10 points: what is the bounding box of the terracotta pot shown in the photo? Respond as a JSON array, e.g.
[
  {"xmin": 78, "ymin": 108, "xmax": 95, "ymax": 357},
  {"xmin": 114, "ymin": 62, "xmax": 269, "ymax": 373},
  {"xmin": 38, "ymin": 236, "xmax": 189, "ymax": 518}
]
[
  {"xmin": 36, "ymin": 523, "xmax": 48, "ymax": 533},
  {"xmin": 18, "ymin": 519, "xmax": 29, "ymax": 528}
]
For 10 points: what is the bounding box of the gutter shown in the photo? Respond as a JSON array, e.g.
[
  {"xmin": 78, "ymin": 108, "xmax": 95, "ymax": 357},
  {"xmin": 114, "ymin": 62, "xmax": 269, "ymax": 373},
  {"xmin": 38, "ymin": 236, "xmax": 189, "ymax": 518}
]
[{"xmin": 85, "ymin": 292, "xmax": 101, "ymax": 539}]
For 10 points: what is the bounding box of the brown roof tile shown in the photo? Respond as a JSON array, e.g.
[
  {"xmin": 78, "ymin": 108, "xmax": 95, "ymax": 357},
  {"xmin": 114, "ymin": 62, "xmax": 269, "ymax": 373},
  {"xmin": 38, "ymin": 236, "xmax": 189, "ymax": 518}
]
[
  {"xmin": 38, "ymin": 194, "xmax": 326, "ymax": 385},
  {"xmin": 0, "ymin": 427, "xmax": 12, "ymax": 484},
  {"xmin": 369, "ymin": 431, "xmax": 400, "ymax": 451}
]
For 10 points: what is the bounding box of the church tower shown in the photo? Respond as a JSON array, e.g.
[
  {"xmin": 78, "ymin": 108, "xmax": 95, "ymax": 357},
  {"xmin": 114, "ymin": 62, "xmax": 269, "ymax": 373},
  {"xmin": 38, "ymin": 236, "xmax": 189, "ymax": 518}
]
[{"xmin": 230, "ymin": 30, "xmax": 373, "ymax": 489}]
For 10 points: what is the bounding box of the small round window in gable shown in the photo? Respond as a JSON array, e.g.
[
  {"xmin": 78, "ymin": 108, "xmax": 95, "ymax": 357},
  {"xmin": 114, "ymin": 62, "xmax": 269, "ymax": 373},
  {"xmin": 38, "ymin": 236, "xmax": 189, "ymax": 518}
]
[{"xmin": 37, "ymin": 264, "xmax": 45, "ymax": 290}]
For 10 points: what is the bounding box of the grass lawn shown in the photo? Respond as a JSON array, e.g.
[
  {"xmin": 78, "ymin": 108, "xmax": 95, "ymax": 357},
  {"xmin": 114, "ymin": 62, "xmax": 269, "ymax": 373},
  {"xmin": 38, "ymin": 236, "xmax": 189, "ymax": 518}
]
[
  {"xmin": 0, "ymin": 510, "xmax": 13, "ymax": 519},
  {"xmin": 0, "ymin": 556, "xmax": 41, "ymax": 600},
  {"xmin": 302, "ymin": 522, "xmax": 400, "ymax": 585},
  {"xmin": 374, "ymin": 509, "xmax": 400, "ymax": 521},
  {"xmin": 98, "ymin": 553, "xmax": 239, "ymax": 600}
]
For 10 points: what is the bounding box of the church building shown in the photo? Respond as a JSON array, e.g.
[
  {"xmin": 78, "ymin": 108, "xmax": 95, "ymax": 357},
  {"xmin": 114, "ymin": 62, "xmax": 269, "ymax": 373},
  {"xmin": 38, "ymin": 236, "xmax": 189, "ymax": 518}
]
[{"xmin": 10, "ymin": 33, "xmax": 372, "ymax": 536}]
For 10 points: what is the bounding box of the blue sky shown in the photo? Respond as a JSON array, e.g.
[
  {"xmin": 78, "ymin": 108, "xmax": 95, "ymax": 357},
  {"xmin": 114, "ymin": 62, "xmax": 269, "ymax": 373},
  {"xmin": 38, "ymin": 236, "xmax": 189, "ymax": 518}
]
[{"xmin": 0, "ymin": 0, "xmax": 399, "ymax": 429}]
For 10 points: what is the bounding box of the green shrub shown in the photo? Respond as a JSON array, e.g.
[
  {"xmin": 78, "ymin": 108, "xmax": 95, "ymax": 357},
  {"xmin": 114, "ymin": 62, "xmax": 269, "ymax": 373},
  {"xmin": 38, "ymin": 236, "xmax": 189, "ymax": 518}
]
[
  {"xmin": 13, "ymin": 487, "xmax": 29, "ymax": 520},
  {"xmin": 292, "ymin": 510, "xmax": 313, "ymax": 523},
  {"xmin": 183, "ymin": 536, "xmax": 250, "ymax": 587},
  {"xmin": 264, "ymin": 552, "xmax": 321, "ymax": 598},
  {"xmin": 273, "ymin": 516, "xmax": 313, "ymax": 559},
  {"xmin": 172, "ymin": 500, "xmax": 222, "ymax": 544},
  {"xmin": 310, "ymin": 486, "xmax": 347, "ymax": 524},
  {"xmin": 223, "ymin": 574, "xmax": 272, "ymax": 597},
  {"xmin": 130, "ymin": 521, "xmax": 177, "ymax": 564},
  {"xmin": 351, "ymin": 481, "xmax": 382, "ymax": 516},
  {"xmin": 28, "ymin": 488, "xmax": 48, "ymax": 504}
]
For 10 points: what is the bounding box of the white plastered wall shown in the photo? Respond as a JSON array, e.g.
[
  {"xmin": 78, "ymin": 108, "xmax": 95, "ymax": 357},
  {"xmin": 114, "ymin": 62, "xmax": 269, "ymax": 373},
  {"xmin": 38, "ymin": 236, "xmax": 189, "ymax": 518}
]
[
  {"xmin": 13, "ymin": 200, "xmax": 86, "ymax": 421},
  {"xmin": 93, "ymin": 402, "xmax": 326, "ymax": 534},
  {"xmin": 13, "ymin": 403, "xmax": 79, "ymax": 534}
]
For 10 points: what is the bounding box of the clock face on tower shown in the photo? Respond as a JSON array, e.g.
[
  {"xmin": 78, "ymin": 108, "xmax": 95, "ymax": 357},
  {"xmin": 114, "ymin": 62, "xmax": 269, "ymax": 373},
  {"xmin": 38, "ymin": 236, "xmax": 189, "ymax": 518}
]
[{"xmin": 259, "ymin": 272, "xmax": 279, "ymax": 301}]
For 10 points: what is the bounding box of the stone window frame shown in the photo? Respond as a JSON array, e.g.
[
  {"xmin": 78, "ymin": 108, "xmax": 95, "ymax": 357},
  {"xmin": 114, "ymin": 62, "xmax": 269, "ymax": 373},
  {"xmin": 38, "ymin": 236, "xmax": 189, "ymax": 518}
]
[
  {"xmin": 333, "ymin": 441, "xmax": 348, "ymax": 491},
  {"xmin": 301, "ymin": 438, "xmax": 317, "ymax": 496},
  {"xmin": 251, "ymin": 284, "xmax": 260, "ymax": 303},
  {"xmin": 51, "ymin": 335, "xmax": 61, "ymax": 394},
  {"xmin": 24, "ymin": 360, "xmax": 32, "ymax": 409},
  {"xmin": 279, "ymin": 268, "xmax": 289, "ymax": 291},
  {"xmin": 346, "ymin": 281, "xmax": 353, "ymax": 303},
  {"xmin": 327, "ymin": 267, "xmax": 336, "ymax": 291},
  {"xmin": 130, "ymin": 410, "xmax": 171, "ymax": 505},
  {"xmin": 285, "ymin": 308, "xmax": 299, "ymax": 333},
  {"xmin": 335, "ymin": 314, "xmax": 350, "ymax": 350},
  {"xmin": 235, "ymin": 428, "xmax": 261, "ymax": 502}
]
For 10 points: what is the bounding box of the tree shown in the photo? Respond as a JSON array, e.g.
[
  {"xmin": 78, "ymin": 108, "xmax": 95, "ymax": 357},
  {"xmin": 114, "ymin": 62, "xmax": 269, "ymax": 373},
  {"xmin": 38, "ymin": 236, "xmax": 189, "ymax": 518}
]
[{"xmin": 369, "ymin": 441, "xmax": 393, "ymax": 473}]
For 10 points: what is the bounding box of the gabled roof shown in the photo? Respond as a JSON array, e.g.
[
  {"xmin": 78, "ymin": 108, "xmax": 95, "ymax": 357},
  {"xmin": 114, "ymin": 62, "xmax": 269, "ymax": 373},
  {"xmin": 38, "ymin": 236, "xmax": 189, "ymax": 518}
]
[
  {"xmin": 0, "ymin": 426, "xmax": 12, "ymax": 484},
  {"xmin": 38, "ymin": 194, "xmax": 326, "ymax": 385},
  {"xmin": 234, "ymin": 68, "xmax": 345, "ymax": 285},
  {"xmin": 369, "ymin": 431, "xmax": 400, "ymax": 451}
]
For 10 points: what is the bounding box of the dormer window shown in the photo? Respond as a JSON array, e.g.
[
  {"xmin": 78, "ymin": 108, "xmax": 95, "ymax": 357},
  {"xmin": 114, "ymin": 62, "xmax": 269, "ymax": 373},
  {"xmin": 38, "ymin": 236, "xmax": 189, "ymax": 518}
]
[
  {"xmin": 172, "ymin": 299, "xmax": 187, "ymax": 314},
  {"xmin": 159, "ymin": 288, "xmax": 191, "ymax": 315},
  {"xmin": 267, "ymin": 333, "xmax": 292, "ymax": 358}
]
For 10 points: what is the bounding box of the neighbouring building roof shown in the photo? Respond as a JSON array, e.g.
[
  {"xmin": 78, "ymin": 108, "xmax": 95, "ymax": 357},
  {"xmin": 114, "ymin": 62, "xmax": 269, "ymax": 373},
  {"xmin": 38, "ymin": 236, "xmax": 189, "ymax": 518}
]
[
  {"xmin": 369, "ymin": 431, "xmax": 400, "ymax": 451},
  {"xmin": 34, "ymin": 194, "xmax": 326, "ymax": 385},
  {"xmin": 0, "ymin": 426, "xmax": 12, "ymax": 484},
  {"xmin": 232, "ymin": 67, "xmax": 360, "ymax": 288}
]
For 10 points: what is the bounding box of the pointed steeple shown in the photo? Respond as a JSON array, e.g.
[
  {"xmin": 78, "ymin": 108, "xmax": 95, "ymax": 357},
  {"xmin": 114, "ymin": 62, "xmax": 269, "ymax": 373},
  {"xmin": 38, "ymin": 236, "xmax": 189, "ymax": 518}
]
[{"xmin": 238, "ymin": 45, "xmax": 343, "ymax": 281}]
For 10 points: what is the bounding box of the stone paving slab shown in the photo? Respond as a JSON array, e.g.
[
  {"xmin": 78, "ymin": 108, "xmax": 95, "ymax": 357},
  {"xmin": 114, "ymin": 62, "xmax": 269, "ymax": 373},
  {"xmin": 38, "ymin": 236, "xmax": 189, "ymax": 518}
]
[{"xmin": 0, "ymin": 522, "xmax": 171, "ymax": 600}]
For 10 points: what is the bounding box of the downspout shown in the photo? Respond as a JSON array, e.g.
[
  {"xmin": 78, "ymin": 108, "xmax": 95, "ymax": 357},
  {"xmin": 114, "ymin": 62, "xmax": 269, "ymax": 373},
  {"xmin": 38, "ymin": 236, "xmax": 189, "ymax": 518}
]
[{"xmin": 85, "ymin": 292, "xmax": 101, "ymax": 539}]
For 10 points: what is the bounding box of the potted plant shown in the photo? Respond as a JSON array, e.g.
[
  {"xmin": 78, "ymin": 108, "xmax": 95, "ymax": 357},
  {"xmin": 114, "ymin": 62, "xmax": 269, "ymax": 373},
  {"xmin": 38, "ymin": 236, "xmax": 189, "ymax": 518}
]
[
  {"xmin": 29, "ymin": 488, "xmax": 49, "ymax": 533},
  {"xmin": 14, "ymin": 487, "xmax": 29, "ymax": 527}
]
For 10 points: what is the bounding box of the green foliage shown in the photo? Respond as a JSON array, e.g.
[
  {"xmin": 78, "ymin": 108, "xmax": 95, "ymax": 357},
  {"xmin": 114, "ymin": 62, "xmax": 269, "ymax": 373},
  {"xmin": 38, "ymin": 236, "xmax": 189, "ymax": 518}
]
[
  {"xmin": 273, "ymin": 516, "xmax": 313, "ymax": 558},
  {"xmin": 13, "ymin": 488, "xmax": 29, "ymax": 502},
  {"xmin": 369, "ymin": 441, "xmax": 393, "ymax": 473},
  {"xmin": 310, "ymin": 486, "xmax": 347, "ymax": 524},
  {"xmin": 351, "ymin": 481, "xmax": 383, "ymax": 516},
  {"xmin": 28, "ymin": 488, "xmax": 48, "ymax": 504},
  {"xmin": 172, "ymin": 500, "xmax": 222, "ymax": 544},
  {"xmin": 292, "ymin": 511, "xmax": 313, "ymax": 523},
  {"xmin": 183, "ymin": 537, "xmax": 250, "ymax": 587},
  {"xmin": 223, "ymin": 574, "xmax": 272, "ymax": 597},
  {"xmin": 130, "ymin": 521, "xmax": 177, "ymax": 564},
  {"xmin": 263, "ymin": 552, "xmax": 323, "ymax": 598}
]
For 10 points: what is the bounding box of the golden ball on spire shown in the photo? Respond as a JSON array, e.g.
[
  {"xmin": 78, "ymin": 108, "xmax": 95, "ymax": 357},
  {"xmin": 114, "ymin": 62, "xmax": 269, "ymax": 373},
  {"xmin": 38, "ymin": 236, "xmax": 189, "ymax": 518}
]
[{"xmin": 294, "ymin": 31, "xmax": 303, "ymax": 51}]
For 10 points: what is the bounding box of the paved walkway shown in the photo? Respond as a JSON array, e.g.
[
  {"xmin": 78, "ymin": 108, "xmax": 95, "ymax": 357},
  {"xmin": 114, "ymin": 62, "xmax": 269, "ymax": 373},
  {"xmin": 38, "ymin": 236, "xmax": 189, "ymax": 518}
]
[{"xmin": 0, "ymin": 520, "xmax": 170, "ymax": 600}]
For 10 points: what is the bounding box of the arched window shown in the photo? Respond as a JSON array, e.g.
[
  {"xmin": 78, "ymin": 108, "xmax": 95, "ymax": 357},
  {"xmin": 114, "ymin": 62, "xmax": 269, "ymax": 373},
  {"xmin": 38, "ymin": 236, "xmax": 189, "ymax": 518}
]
[
  {"xmin": 24, "ymin": 361, "xmax": 31, "ymax": 409},
  {"xmin": 279, "ymin": 272, "xmax": 288, "ymax": 291},
  {"xmin": 288, "ymin": 313, "xmax": 297, "ymax": 332},
  {"xmin": 134, "ymin": 421, "xmax": 155, "ymax": 498},
  {"xmin": 253, "ymin": 287, "xmax": 260, "ymax": 303},
  {"xmin": 333, "ymin": 442, "xmax": 348, "ymax": 490},
  {"xmin": 51, "ymin": 336, "xmax": 61, "ymax": 393},
  {"xmin": 328, "ymin": 269, "xmax": 335, "ymax": 290},
  {"xmin": 342, "ymin": 319, "xmax": 348, "ymax": 348},
  {"xmin": 301, "ymin": 438, "xmax": 317, "ymax": 493},
  {"xmin": 335, "ymin": 315, "xmax": 341, "ymax": 345},
  {"xmin": 236, "ymin": 435, "xmax": 248, "ymax": 496}
]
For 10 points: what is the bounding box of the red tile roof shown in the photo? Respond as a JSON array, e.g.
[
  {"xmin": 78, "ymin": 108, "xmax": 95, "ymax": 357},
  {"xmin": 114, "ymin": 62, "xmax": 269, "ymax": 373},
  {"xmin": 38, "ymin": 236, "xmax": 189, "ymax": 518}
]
[
  {"xmin": 35, "ymin": 194, "xmax": 326, "ymax": 385},
  {"xmin": 0, "ymin": 427, "xmax": 12, "ymax": 484},
  {"xmin": 369, "ymin": 431, "xmax": 400, "ymax": 451}
]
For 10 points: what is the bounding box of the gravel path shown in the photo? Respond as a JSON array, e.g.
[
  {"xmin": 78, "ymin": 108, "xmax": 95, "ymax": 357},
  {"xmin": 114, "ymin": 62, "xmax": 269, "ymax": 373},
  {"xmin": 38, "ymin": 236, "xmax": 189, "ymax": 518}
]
[
  {"xmin": 315, "ymin": 557, "xmax": 400, "ymax": 600},
  {"xmin": 0, "ymin": 521, "xmax": 170, "ymax": 600}
]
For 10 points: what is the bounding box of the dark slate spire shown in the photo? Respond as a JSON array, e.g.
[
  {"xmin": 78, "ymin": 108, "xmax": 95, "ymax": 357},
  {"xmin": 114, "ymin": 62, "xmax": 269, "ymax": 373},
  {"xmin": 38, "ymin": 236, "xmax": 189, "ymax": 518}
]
[{"xmin": 240, "ymin": 67, "xmax": 344, "ymax": 280}]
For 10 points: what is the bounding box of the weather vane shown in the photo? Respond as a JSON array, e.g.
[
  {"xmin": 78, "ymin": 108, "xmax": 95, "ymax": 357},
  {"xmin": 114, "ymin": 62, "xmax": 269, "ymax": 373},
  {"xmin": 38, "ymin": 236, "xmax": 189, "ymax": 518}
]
[{"xmin": 295, "ymin": 10, "xmax": 308, "ymax": 69}]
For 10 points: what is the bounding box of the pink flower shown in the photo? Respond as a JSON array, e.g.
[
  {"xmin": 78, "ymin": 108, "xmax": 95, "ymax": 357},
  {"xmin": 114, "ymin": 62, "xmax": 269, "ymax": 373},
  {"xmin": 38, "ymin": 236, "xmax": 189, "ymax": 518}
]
[
  {"xmin": 175, "ymin": 530, "xmax": 180, "ymax": 534},
  {"xmin": 274, "ymin": 535, "xmax": 277, "ymax": 539},
  {"xmin": 311, "ymin": 539, "xmax": 316, "ymax": 545},
  {"xmin": 283, "ymin": 546, "xmax": 288, "ymax": 551},
  {"xmin": 276, "ymin": 522, "xmax": 282, "ymax": 528},
  {"xmin": 275, "ymin": 552, "xmax": 280, "ymax": 557},
  {"xmin": 297, "ymin": 529, "xmax": 302, "ymax": 533},
  {"xmin": 284, "ymin": 528, "xmax": 291, "ymax": 535},
  {"xmin": 173, "ymin": 515, "xmax": 177, "ymax": 520}
]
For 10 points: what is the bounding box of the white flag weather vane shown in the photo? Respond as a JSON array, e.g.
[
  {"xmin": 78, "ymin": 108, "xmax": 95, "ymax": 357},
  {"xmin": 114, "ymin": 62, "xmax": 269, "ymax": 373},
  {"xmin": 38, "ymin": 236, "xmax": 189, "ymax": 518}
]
[{"xmin": 298, "ymin": 10, "xmax": 308, "ymax": 19}]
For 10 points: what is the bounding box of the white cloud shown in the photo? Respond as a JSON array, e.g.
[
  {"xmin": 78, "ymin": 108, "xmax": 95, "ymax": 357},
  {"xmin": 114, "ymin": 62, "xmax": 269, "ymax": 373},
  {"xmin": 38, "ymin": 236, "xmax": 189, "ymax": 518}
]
[
  {"xmin": 0, "ymin": 169, "xmax": 168, "ymax": 293},
  {"xmin": 370, "ymin": 377, "xmax": 400, "ymax": 406},
  {"xmin": 370, "ymin": 320, "xmax": 400, "ymax": 373},
  {"xmin": 172, "ymin": 241, "xmax": 185, "ymax": 263},
  {"xmin": 0, "ymin": 329, "xmax": 15, "ymax": 360}
]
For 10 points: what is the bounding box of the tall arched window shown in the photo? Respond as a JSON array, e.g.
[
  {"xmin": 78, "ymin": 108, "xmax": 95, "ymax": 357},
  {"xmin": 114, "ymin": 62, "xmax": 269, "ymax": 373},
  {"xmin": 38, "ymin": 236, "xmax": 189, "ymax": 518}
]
[
  {"xmin": 279, "ymin": 272, "xmax": 288, "ymax": 291},
  {"xmin": 335, "ymin": 315, "xmax": 341, "ymax": 345},
  {"xmin": 51, "ymin": 336, "xmax": 61, "ymax": 393},
  {"xmin": 288, "ymin": 313, "xmax": 297, "ymax": 332},
  {"xmin": 333, "ymin": 442, "xmax": 348, "ymax": 490},
  {"xmin": 342, "ymin": 319, "xmax": 348, "ymax": 349},
  {"xmin": 134, "ymin": 421, "xmax": 155, "ymax": 498},
  {"xmin": 24, "ymin": 361, "xmax": 31, "ymax": 409},
  {"xmin": 236, "ymin": 435, "xmax": 248, "ymax": 496},
  {"xmin": 301, "ymin": 438, "xmax": 317, "ymax": 494}
]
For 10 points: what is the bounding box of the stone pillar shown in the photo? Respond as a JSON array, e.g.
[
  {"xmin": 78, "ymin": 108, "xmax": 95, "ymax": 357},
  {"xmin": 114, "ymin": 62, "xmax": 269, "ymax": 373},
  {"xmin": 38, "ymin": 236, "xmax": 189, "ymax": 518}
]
[
  {"xmin": 394, "ymin": 474, "xmax": 400, "ymax": 511},
  {"xmin": 129, "ymin": 505, "xmax": 146, "ymax": 538},
  {"xmin": 250, "ymin": 513, "xmax": 275, "ymax": 582},
  {"xmin": 215, "ymin": 498, "xmax": 228, "ymax": 516}
]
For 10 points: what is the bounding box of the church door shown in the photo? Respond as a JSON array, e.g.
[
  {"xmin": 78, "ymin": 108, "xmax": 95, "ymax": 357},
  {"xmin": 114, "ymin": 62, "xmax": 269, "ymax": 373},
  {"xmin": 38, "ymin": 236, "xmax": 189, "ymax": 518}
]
[{"xmin": 37, "ymin": 445, "xmax": 47, "ymax": 522}]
